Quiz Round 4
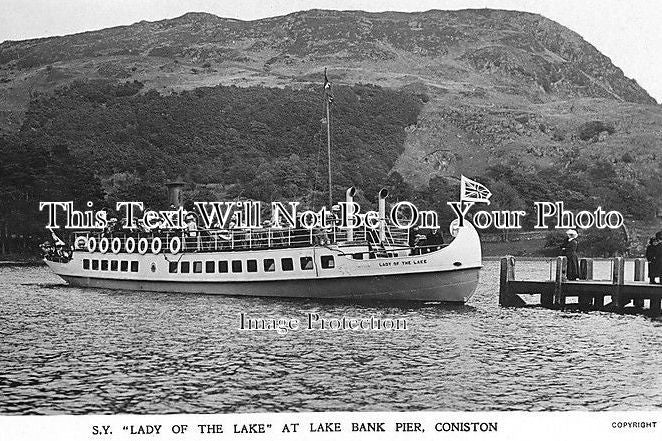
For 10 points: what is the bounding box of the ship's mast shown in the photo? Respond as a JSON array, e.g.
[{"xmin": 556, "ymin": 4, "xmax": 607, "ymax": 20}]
[
  {"xmin": 326, "ymin": 96, "xmax": 332, "ymax": 209},
  {"xmin": 324, "ymin": 68, "xmax": 333, "ymax": 209}
]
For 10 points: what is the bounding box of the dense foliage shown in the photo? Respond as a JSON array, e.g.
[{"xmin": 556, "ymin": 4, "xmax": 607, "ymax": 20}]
[
  {"xmin": 0, "ymin": 80, "xmax": 423, "ymax": 250},
  {"xmin": 0, "ymin": 78, "xmax": 655, "ymax": 256}
]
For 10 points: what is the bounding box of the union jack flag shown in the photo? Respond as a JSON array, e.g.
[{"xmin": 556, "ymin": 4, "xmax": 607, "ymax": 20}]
[
  {"xmin": 460, "ymin": 175, "xmax": 492, "ymax": 205},
  {"xmin": 324, "ymin": 68, "xmax": 333, "ymax": 104}
]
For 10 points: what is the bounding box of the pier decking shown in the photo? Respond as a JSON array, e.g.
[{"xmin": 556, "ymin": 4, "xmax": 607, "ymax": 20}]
[{"xmin": 499, "ymin": 256, "xmax": 662, "ymax": 317}]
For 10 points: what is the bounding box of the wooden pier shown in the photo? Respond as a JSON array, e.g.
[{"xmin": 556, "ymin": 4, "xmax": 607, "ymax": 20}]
[{"xmin": 499, "ymin": 256, "xmax": 662, "ymax": 317}]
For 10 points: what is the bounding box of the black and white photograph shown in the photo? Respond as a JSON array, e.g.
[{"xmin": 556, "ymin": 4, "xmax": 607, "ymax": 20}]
[{"xmin": 0, "ymin": 1, "xmax": 660, "ymax": 439}]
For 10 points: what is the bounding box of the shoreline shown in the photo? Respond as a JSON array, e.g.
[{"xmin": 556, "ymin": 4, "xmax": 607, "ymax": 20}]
[{"xmin": 0, "ymin": 260, "xmax": 45, "ymax": 267}]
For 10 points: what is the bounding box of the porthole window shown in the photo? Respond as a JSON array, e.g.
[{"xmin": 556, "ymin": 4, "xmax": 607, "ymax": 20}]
[
  {"xmin": 281, "ymin": 258, "xmax": 294, "ymax": 271},
  {"xmin": 193, "ymin": 261, "xmax": 202, "ymax": 273},
  {"xmin": 205, "ymin": 261, "xmax": 215, "ymax": 273},
  {"xmin": 83, "ymin": 259, "xmax": 90, "ymax": 270},
  {"xmin": 263, "ymin": 259, "xmax": 275, "ymax": 272},
  {"xmin": 321, "ymin": 255, "xmax": 335, "ymax": 269},
  {"xmin": 300, "ymin": 256, "xmax": 313, "ymax": 270},
  {"xmin": 232, "ymin": 260, "xmax": 242, "ymax": 273},
  {"xmin": 218, "ymin": 261, "xmax": 228, "ymax": 273},
  {"xmin": 130, "ymin": 261, "xmax": 139, "ymax": 272},
  {"xmin": 169, "ymin": 262, "xmax": 178, "ymax": 273},
  {"xmin": 181, "ymin": 261, "xmax": 190, "ymax": 273},
  {"xmin": 247, "ymin": 260, "xmax": 257, "ymax": 273}
]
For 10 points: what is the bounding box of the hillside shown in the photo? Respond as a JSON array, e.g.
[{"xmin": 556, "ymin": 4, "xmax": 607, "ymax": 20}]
[{"xmin": 0, "ymin": 8, "xmax": 661, "ymax": 251}]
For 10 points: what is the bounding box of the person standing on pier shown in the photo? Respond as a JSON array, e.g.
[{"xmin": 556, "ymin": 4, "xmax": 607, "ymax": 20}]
[
  {"xmin": 561, "ymin": 229, "xmax": 579, "ymax": 280},
  {"xmin": 646, "ymin": 232, "xmax": 662, "ymax": 284}
]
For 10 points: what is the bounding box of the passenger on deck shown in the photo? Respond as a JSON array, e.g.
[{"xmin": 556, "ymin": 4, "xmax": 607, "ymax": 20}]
[
  {"xmin": 408, "ymin": 227, "xmax": 417, "ymax": 247},
  {"xmin": 413, "ymin": 233, "xmax": 427, "ymax": 255},
  {"xmin": 315, "ymin": 227, "xmax": 330, "ymax": 246},
  {"xmin": 409, "ymin": 227, "xmax": 420, "ymax": 254},
  {"xmin": 428, "ymin": 229, "xmax": 445, "ymax": 249},
  {"xmin": 185, "ymin": 213, "xmax": 198, "ymax": 251}
]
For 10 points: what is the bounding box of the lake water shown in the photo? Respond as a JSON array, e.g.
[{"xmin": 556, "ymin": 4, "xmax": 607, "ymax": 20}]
[{"xmin": 1, "ymin": 261, "xmax": 661, "ymax": 414}]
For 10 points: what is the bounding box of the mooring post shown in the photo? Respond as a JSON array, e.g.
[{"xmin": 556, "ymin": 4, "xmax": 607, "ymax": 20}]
[
  {"xmin": 499, "ymin": 256, "xmax": 511, "ymax": 307},
  {"xmin": 579, "ymin": 258, "xmax": 593, "ymax": 280},
  {"xmin": 553, "ymin": 256, "xmax": 567, "ymax": 307},
  {"xmin": 611, "ymin": 256, "xmax": 625, "ymax": 309},
  {"xmin": 633, "ymin": 258, "xmax": 646, "ymax": 308},
  {"xmin": 650, "ymin": 297, "xmax": 662, "ymax": 317},
  {"xmin": 578, "ymin": 258, "xmax": 593, "ymax": 307},
  {"xmin": 499, "ymin": 256, "xmax": 525, "ymax": 307}
]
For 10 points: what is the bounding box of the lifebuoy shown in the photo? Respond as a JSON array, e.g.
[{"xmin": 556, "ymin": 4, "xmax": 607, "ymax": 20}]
[
  {"xmin": 170, "ymin": 236, "xmax": 181, "ymax": 254},
  {"xmin": 138, "ymin": 237, "xmax": 149, "ymax": 254},
  {"xmin": 111, "ymin": 237, "xmax": 121, "ymax": 254},
  {"xmin": 74, "ymin": 237, "xmax": 87, "ymax": 250},
  {"xmin": 125, "ymin": 237, "xmax": 136, "ymax": 253},
  {"xmin": 98, "ymin": 237, "xmax": 109, "ymax": 253},
  {"xmin": 151, "ymin": 237, "xmax": 162, "ymax": 254},
  {"xmin": 87, "ymin": 237, "xmax": 97, "ymax": 253}
]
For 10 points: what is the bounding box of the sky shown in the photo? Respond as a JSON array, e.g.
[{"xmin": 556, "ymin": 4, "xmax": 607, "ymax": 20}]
[{"xmin": 1, "ymin": 0, "xmax": 661, "ymax": 102}]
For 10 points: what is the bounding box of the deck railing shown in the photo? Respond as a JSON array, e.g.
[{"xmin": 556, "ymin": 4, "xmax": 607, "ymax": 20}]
[{"xmin": 70, "ymin": 224, "xmax": 411, "ymax": 254}]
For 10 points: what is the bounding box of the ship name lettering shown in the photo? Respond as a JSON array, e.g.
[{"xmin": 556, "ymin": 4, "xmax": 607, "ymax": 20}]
[
  {"xmin": 198, "ymin": 424, "xmax": 223, "ymax": 434},
  {"xmin": 127, "ymin": 425, "xmax": 161, "ymax": 435},
  {"xmin": 395, "ymin": 422, "xmax": 424, "ymax": 432},
  {"xmin": 234, "ymin": 424, "xmax": 267, "ymax": 434},
  {"xmin": 309, "ymin": 422, "xmax": 341, "ymax": 432},
  {"xmin": 352, "ymin": 422, "xmax": 385, "ymax": 432}
]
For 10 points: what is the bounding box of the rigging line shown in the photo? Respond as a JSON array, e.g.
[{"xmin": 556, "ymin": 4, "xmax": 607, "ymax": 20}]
[
  {"xmin": 326, "ymin": 99, "xmax": 332, "ymax": 210},
  {"xmin": 312, "ymin": 245, "xmax": 319, "ymax": 277},
  {"xmin": 311, "ymin": 120, "xmax": 325, "ymax": 207}
]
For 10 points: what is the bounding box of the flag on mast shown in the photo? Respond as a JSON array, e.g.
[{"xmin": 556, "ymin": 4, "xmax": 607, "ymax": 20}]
[
  {"xmin": 460, "ymin": 175, "xmax": 492, "ymax": 205},
  {"xmin": 324, "ymin": 67, "xmax": 333, "ymax": 104}
]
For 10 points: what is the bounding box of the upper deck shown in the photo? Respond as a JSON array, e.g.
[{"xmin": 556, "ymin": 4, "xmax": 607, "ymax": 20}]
[{"xmin": 70, "ymin": 223, "xmax": 413, "ymax": 255}]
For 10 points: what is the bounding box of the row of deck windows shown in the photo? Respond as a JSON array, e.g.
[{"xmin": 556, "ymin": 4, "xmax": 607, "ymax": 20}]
[
  {"xmin": 83, "ymin": 259, "xmax": 138, "ymax": 272},
  {"xmin": 168, "ymin": 256, "xmax": 334, "ymax": 274}
]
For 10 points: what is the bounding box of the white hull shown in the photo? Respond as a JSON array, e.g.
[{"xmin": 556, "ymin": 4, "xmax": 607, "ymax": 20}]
[{"xmin": 46, "ymin": 222, "xmax": 483, "ymax": 302}]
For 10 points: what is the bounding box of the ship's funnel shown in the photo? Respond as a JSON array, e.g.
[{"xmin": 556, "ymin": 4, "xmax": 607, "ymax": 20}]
[
  {"xmin": 166, "ymin": 178, "xmax": 186, "ymax": 208},
  {"xmin": 346, "ymin": 187, "xmax": 356, "ymax": 241},
  {"xmin": 378, "ymin": 188, "xmax": 389, "ymax": 242}
]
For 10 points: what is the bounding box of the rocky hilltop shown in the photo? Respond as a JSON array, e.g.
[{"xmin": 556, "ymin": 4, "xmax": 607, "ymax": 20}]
[
  {"xmin": 0, "ymin": 9, "xmax": 654, "ymax": 103},
  {"xmin": 0, "ymin": 9, "xmax": 661, "ymax": 231}
]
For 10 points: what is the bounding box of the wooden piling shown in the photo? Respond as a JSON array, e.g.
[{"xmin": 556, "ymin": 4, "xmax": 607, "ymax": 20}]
[
  {"xmin": 579, "ymin": 258, "xmax": 594, "ymax": 280},
  {"xmin": 553, "ymin": 256, "xmax": 567, "ymax": 307},
  {"xmin": 611, "ymin": 257, "xmax": 625, "ymax": 308},
  {"xmin": 633, "ymin": 258, "xmax": 646, "ymax": 308},
  {"xmin": 499, "ymin": 256, "xmax": 526, "ymax": 307},
  {"xmin": 499, "ymin": 256, "xmax": 662, "ymax": 318},
  {"xmin": 651, "ymin": 298, "xmax": 662, "ymax": 316},
  {"xmin": 578, "ymin": 258, "xmax": 593, "ymax": 307}
]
